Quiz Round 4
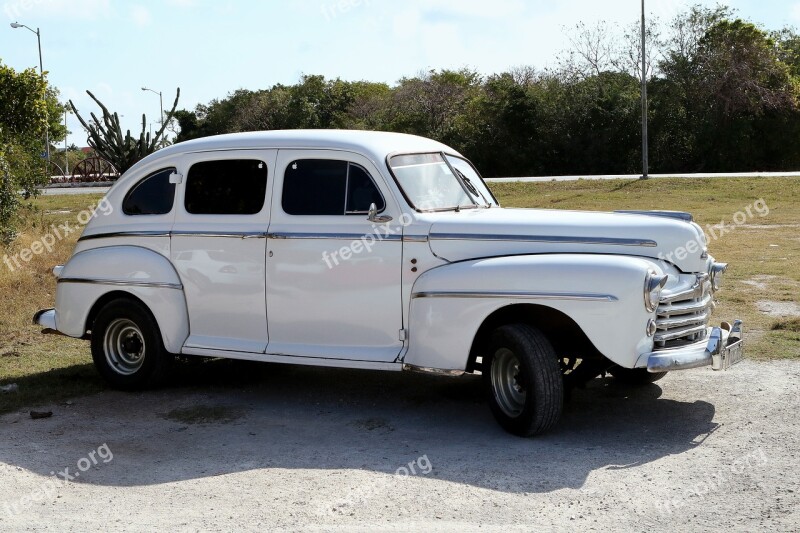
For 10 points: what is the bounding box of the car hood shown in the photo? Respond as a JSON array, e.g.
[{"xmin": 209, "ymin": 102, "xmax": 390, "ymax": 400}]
[{"xmin": 426, "ymin": 208, "xmax": 709, "ymax": 273}]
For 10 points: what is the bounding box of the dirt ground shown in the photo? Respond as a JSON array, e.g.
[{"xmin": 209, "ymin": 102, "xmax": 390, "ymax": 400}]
[{"xmin": 1, "ymin": 359, "xmax": 798, "ymax": 532}]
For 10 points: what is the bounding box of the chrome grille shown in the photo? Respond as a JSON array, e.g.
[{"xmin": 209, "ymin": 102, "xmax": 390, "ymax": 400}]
[{"xmin": 654, "ymin": 275, "xmax": 714, "ymax": 349}]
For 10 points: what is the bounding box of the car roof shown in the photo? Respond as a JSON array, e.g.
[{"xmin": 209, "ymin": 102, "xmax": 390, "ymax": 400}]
[{"xmin": 129, "ymin": 130, "xmax": 461, "ymax": 175}]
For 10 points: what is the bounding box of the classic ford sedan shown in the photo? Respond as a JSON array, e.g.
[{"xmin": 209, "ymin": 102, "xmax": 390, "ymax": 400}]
[{"xmin": 34, "ymin": 130, "xmax": 744, "ymax": 436}]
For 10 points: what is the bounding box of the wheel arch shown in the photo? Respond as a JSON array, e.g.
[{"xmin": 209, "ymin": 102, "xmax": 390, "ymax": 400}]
[
  {"xmin": 78, "ymin": 287, "xmax": 188, "ymax": 354},
  {"xmin": 466, "ymin": 303, "xmax": 602, "ymax": 373},
  {"xmin": 85, "ymin": 290, "xmax": 151, "ymax": 335}
]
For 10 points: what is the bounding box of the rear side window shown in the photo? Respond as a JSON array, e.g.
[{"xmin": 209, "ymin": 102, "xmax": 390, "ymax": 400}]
[
  {"xmin": 282, "ymin": 159, "xmax": 385, "ymax": 215},
  {"xmin": 123, "ymin": 168, "xmax": 176, "ymax": 215},
  {"xmin": 185, "ymin": 159, "xmax": 268, "ymax": 215}
]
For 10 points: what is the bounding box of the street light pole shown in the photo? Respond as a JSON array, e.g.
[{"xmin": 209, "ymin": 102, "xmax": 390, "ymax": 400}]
[
  {"xmin": 640, "ymin": 0, "xmax": 649, "ymax": 179},
  {"xmin": 141, "ymin": 87, "xmax": 164, "ymax": 126},
  {"xmin": 11, "ymin": 22, "xmax": 50, "ymax": 165},
  {"xmin": 64, "ymin": 108, "xmax": 69, "ymax": 174}
]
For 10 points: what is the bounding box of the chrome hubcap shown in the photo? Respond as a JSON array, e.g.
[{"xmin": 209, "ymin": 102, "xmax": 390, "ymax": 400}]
[
  {"xmin": 104, "ymin": 319, "xmax": 145, "ymax": 375},
  {"xmin": 490, "ymin": 348, "xmax": 526, "ymax": 417}
]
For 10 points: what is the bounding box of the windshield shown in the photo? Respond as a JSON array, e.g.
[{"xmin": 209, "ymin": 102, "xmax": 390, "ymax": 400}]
[
  {"xmin": 388, "ymin": 153, "xmax": 476, "ymax": 211},
  {"xmin": 445, "ymin": 155, "xmax": 499, "ymax": 208}
]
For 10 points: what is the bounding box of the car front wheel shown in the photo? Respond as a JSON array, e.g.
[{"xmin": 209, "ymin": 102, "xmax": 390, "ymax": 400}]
[
  {"xmin": 90, "ymin": 298, "xmax": 170, "ymax": 390},
  {"xmin": 483, "ymin": 324, "xmax": 563, "ymax": 437}
]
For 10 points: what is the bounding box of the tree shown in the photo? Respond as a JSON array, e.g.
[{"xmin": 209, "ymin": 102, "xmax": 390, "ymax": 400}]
[
  {"xmin": 388, "ymin": 69, "xmax": 483, "ymax": 147},
  {"xmin": 653, "ymin": 8, "xmax": 800, "ymax": 171},
  {"xmin": 0, "ymin": 61, "xmax": 50, "ymax": 243}
]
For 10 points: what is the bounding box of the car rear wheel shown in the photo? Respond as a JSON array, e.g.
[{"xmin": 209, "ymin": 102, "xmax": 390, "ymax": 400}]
[
  {"xmin": 90, "ymin": 298, "xmax": 170, "ymax": 390},
  {"xmin": 483, "ymin": 324, "xmax": 563, "ymax": 437}
]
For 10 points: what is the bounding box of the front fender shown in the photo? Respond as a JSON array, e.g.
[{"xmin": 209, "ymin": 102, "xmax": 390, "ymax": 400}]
[
  {"xmin": 54, "ymin": 245, "xmax": 189, "ymax": 353},
  {"xmin": 404, "ymin": 254, "xmax": 659, "ymax": 371}
]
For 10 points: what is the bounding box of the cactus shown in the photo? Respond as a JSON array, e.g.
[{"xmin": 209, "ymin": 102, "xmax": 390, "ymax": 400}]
[{"xmin": 69, "ymin": 88, "xmax": 180, "ymax": 174}]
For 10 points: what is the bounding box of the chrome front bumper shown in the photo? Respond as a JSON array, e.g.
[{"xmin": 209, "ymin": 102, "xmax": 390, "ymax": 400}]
[{"xmin": 645, "ymin": 320, "xmax": 744, "ymax": 373}]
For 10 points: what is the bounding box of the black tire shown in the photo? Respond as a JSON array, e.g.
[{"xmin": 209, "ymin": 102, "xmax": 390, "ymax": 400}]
[
  {"xmin": 483, "ymin": 324, "xmax": 563, "ymax": 437},
  {"xmin": 90, "ymin": 298, "xmax": 171, "ymax": 390},
  {"xmin": 608, "ymin": 366, "xmax": 667, "ymax": 385}
]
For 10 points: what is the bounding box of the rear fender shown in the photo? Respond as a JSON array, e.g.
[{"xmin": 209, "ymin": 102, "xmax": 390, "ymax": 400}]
[{"xmin": 54, "ymin": 245, "xmax": 189, "ymax": 353}]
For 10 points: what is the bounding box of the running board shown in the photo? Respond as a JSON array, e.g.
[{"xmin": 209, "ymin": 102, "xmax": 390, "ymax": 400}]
[{"xmin": 180, "ymin": 346, "xmax": 403, "ymax": 372}]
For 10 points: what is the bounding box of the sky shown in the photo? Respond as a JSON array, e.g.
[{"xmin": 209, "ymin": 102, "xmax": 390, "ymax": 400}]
[{"xmin": 2, "ymin": 0, "xmax": 800, "ymax": 147}]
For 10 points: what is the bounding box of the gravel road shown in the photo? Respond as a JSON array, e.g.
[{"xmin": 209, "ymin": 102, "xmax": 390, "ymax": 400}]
[{"xmin": 1, "ymin": 359, "xmax": 798, "ymax": 532}]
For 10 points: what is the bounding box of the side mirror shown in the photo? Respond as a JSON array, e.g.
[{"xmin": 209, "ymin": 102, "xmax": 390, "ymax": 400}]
[{"xmin": 367, "ymin": 203, "xmax": 392, "ymax": 223}]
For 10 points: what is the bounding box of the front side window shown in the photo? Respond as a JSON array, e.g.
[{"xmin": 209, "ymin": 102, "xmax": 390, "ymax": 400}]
[
  {"xmin": 388, "ymin": 153, "xmax": 476, "ymax": 212},
  {"xmin": 282, "ymin": 159, "xmax": 385, "ymax": 216},
  {"xmin": 122, "ymin": 167, "xmax": 176, "ymax": 215},
  {"xmin": 185, "ymin": 159, "xmax": 268, "ymax": 215}
]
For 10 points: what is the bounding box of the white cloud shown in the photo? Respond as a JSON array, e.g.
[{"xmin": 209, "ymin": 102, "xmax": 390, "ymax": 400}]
[{"xmin": 130, "ymin": 4, "xmax": 151, "ymax": 27}]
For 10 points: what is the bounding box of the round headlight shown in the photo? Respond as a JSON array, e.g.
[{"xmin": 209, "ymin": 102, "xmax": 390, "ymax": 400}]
[
  {"xmin": 644, "ymin": 271, "xmax": 669, "ymax": 313},
  {"xmin": 710, "ymin": 263, "xmax": 727, "ymax": 291}
]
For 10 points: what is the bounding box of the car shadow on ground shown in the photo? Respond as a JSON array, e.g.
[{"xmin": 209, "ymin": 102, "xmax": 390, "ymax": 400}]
[{"xmin": 0, "ymin": 359, "xmax": 717, "ymax": 493}]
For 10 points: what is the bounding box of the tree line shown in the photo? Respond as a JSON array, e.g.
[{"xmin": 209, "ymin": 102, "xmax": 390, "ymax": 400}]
[{"xmin": 174, "ymin": 6, "xmax": 800, "ymax": 177}]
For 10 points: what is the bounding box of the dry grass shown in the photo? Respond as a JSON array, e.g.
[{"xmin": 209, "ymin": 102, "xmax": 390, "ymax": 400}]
[
  {"xmin": 0, "ymin": 194, "xmax": 107, "ymax": 412},
  {"xmin": 1, "ymin": 178, "xmax": 798, "ymax": 412}
]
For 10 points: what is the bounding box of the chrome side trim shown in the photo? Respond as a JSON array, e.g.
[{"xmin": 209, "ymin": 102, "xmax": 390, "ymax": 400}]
[
  {"xmin": 268, "ymin": 232, "xmax": 403, "ymax": 241},
  {"xmin": 615, "ymin": 210, "xmax": 694, "ymax": 222},
  {"xmin": 402, "ymin": 364, "xmax": 464, "ymax": 377},
  {"xmin": 57, "ymin": 277, "xmax": 183, "ymax": 290},
  {"xmin": 81, "ymin": 230, "xmax": 411, "ymax": 242},
  {"xmin": 412, "ymin": 290, "xmax": 618, "ymax": 302},
  {"xmin": 171, "ymin": 231, "xmax": 268, "ymax": 239},
  {"xmin": 79, "ymin": 231, "xmax": 170, "ymax": 241},
  {"xmin": 79, "ymin": 230, "xmax": 269, "ymax": 241},
  {"xmin": 428, "ymin": 232, "xmax": 657, "ymax": 247}
]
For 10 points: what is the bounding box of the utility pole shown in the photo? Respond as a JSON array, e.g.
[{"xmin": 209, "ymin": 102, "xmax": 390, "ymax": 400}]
[{"xmin": 640, "ymin": 0, "xmax": 649, "ymax": 179}]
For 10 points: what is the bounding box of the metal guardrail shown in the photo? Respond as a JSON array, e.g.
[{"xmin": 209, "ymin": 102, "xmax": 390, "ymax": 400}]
[{"xmin": 485, "ymin": 172, "xmax": 800, "ymax": 183}]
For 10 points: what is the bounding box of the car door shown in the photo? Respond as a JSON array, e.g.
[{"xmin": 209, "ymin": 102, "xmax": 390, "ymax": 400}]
[
  {"xmin": 171, "ymin": 150, "xmax": 277, "ymax": 354},
  {"xmin": 266, "ymin": 150, "xmax": 404, "ymax": 362}
]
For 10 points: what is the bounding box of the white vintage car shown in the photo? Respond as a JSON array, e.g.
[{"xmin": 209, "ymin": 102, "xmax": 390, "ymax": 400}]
[{"xmin": 34, "ymin": 130, "xmax": 743, "ymax": 437}]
